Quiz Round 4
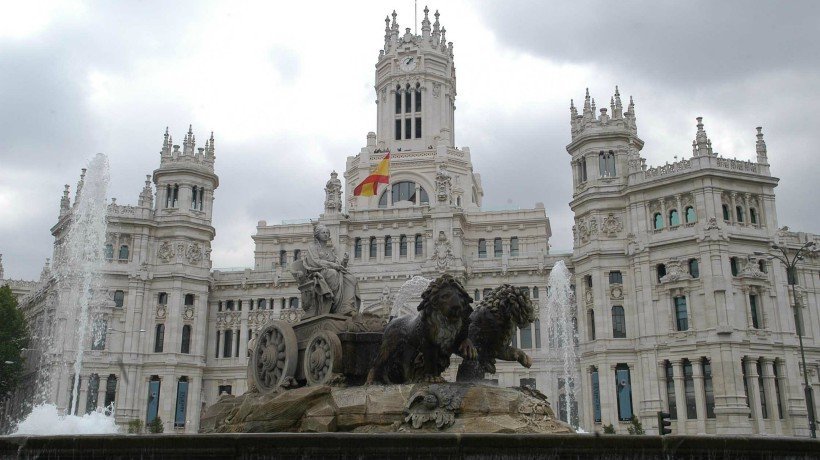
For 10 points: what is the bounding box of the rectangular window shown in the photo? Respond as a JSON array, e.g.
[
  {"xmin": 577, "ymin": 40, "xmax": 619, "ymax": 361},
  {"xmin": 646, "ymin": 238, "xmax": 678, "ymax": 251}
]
[
  {"xmin": 369, "ymin": 237, "xmax": 377, "ymax": 259},
  {"xmin": 215, "ymin": 331, "xmax": 220, "ymax": 358},
  {"xmin": 591, "ymin": 368, "xmax": 601, "ymax": 423},
  {"xmin": 612, "ymin": 306, "xmax": 626, "ymax": 338},
  {"xmin": 580, "ymin": 160, "xmax": 587, "ymax": 182},
  {"xmin": 114, "ymin": 290, "xmax": 125, "ymax": 308},
  {"xmin": 395, "ymin": 91, "xmax": 401, "ymax": 114},
  {"xmin": 395, "ymin": 119, "xmax": 401, "ymax": 140},
  {"xmin": 674, "ymin": 296, "xmax": 689, "ymax": 331},
  {"xmin": 104, "ymin": 375, "xmax": 117, "ymax": 413},
  {"xmin": 405, "ymin": 118, "xmax": 411, "ymax": 139},
  {"xmin": 519, "ymin": 325, "xmax": 533, "ymax": 349},
  {"xmin": 587, "ymin": 309, "xmax": 596, "ymax": 340},
  {"xmin": 534, "ymin": 319, "xmax": 541, "ymax": 348},
  {"xmin": 415, "ymin": 117, "xmax": 422, "ymax": 138},
  {"xmin": 223, "ymin": 329, "xmax": 233, "ymax": 358},
  {"xmin": 493, "ymin": 237, "xmax": 502, "ymax": 257},
  {"xmin": 399, "ymin": 235, "xmax": 407, "ymax": 256},
  {"xmin": 703, "ymin": 360, "xmax": 716, "ymax": 419},
  {"xmin": 174, "ymin": 378, "xmax": 189, "ymax": 428},
  {"xmin": 773, "ymin": 362, "xmax": 784, "ymax": 419},
  {"xmin": 354, "ymin": 238, "xmax": 362, "ymax": 259},
  {"xmin": 405, "ymin": 90, "xmax": 411, "ymax": 113},
  {"xmin": 478, "ymin": 239, "xmax": 487, "ymax": 258},
  {"xmin": 683, "ymin": 360, "xmax": 697, "ymax": 419},
  {"xmin": 415, "ymin": 90, "xmax": 422, "ymax": 112},
  {"xmin": 385, "ymin": 236, "xmax": 392, "ymax": 257},
  {"xmin": 85, "ymin": 374, "xmax": 100, "ymax": 414},
  {"xmin": 154, "ymin": 324, "xmax": 165, "ymax": 353},
  {"xmin": 757, "ymin": 360, "xmax": 768, "ymax": 419},
  {"xmin": 92, "ymin": 319, "xmax": 107, "ymax": 351},
  {"xmin": 749, "ymin": 294, "xmax": 761, "ymax": 329},
  {"xmin": 218, "ymin": 384, "xmax": 232, "ymax": 396},
  {"xmin": 414, "ymin": 234, "xmax": 423, "ymax": 256},
  {"xmin": 235, "ymin": 329, "xmax": 240, "ymax": 358},
  {"xmin": 665, "ymin": 362, "xmax": 677, "ymax": 420},
  {"xmin": 146, "ymin": 378, "xmax": 161, "ymax": 424},
  {"xmin": 510, "ymin": 237, "xmax": 519, "ymax": 257},
  {"xmin": 615, "ymin": 364, "xmax": 633, "ymax": 421},
  {"xmin": 608, "ymin": 271, "xmax": 622, "ymax": 284}
]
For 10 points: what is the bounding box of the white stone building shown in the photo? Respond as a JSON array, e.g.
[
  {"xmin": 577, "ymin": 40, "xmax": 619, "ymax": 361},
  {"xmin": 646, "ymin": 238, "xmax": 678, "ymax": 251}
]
[{"xmin": 4, "ymin": 8, "xmax": 817, "ymax": 437}]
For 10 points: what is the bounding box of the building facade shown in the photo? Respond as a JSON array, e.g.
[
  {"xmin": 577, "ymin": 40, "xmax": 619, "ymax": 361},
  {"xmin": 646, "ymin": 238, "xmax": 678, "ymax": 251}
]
[{"xmin": 4, "ymin": 8, "xmax": 817, "ymax": 437}]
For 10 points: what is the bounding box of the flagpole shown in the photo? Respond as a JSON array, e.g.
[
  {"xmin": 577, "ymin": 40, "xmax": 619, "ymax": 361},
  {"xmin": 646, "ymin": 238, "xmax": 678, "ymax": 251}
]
[{"xmin": 414, "ymin": 0, "xmax": 417, "ymax": 35}]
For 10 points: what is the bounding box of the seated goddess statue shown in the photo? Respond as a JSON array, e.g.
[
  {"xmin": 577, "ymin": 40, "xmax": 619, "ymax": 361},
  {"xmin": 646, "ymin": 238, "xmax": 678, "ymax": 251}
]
[{"xmin": 292, "ymin": 224, "xmax": 361, "ymax": 316}]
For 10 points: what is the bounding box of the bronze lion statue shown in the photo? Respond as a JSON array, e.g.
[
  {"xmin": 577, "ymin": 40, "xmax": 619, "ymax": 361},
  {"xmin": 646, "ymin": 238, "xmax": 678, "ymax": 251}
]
[
  {"xmin": 456, "ymin": 284, "xmax": 536, "ymax": 382},
  {"xmin": 367, "ymin": 275, "xmax": 476, "ymax": 384}
]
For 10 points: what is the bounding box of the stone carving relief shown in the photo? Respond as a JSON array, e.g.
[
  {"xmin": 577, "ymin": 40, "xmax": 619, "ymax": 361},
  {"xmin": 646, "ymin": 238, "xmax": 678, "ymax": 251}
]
[
  {"xmin": 186, "ymin": 242, "xmax": 203, "ymax": 264},
  {"xmin": 183, "ymin": 306, "xmax": 195, "ymax": 321},
  {"xmin": 157, "ymin": 241, "xmax": 175, "ymax": 263},
  {"xmin": 435, "ymin": 165, "xmax": 452, "ymax": 203},
  {"xmin": 600, "ymin": 213, "xmax": 623, "ymax": 237},
  {"xmin": 432, "ymin": 82, "xmax": 441, "ymax": 98},
  {"xmin": 431, "ymin": 231, "xmax": 454, "ymax": 273},
  {"xmin": 705, "ymin": 217, "xmax": 720, "ymax": 230},
  {"xmin": 575, "ymin": 216, "xmax": 598, "ymax": 244},
  {"xmin": 659, "ymin": 258, "xmax": 692, "ymax": 283},
  {"xmin": 405, "ymin": 385, "xmax": 462, "ymax": 429},
  {"xmin": 738, "ymin": 257, "xmax": 767, "ymax": 279},
  {"xmin": 156, "ymin": 304, "xmax": 167, "ymax": 319}
]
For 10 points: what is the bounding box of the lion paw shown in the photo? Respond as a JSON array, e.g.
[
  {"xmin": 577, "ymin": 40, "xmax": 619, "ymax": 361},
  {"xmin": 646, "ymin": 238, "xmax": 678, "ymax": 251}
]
[{"xmin": 422, "ymin": 375, "xmax": 446, "ymax": 384}]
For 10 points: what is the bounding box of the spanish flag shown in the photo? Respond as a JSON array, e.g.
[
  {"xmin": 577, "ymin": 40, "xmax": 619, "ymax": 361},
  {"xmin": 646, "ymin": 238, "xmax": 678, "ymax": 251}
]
[{"xmin": 353, "ymin": 152, "xmax": 390, "ymax": 196}]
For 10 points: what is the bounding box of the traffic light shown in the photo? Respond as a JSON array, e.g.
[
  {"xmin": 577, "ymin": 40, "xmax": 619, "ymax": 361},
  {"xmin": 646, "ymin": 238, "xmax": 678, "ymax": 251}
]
[{"xmin": 657, "ymin": 411, "xmax": 672, "ymax": 435}]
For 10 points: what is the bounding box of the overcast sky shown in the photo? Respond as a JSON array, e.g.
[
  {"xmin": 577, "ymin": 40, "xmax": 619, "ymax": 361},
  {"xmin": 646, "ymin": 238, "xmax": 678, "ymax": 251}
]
[{"xmin": 1, "ymin": 1, "xmax": 818, "ymax": 280}]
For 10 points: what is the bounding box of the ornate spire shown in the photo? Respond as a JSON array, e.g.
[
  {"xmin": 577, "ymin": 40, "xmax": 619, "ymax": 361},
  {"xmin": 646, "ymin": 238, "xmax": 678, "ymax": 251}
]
[
  {"xmin": 138, "ymin": 174, "xmax": 154, "ymax": 208},
  {"xmin": 570, "ymin": 99, "xmax": 577, "ymax": 117},
  {"xmin": 39, "ymin": 258, "xmax": 51, "ymax": 282},
  {"xmin": 205, "ymin": 131, "xmax": 215, "ymax": 158},
  {"xmin": 613, "ymin": 86, "xmax": 623, "ymax": 118},
  {"xmin": 693, "ymin": 117, "xmax": 713, "ymax": 157},
  {"xmin": 391, "ymin": 10, "xmax": 398, "ymax": 31},
  {"xmin": 590, "ymin": 98, "xmax": 596, "ymax": 115},
  {"xmin": 440, "ymin": 27, "xmax": 447, "ymax": 51},
  {"xmin": 162, "ymin": 126, "xmax": 171, "ymax": 154},
  {"xmin": 432, "ymin": 9, "xmax": 441, "ymax": 44},
  {"xmin": 421, "ymin": 5, "xmax": 431, "ymax": 38},
  {"xmin": 384, "ymin": 15, "xmax": 391, "ymax": 48},
  {"xmin": 610, "ymin": 96, "xmax": 615, "ymax": 115},
  {"xmin": 755, "ymin": 126, "xmax": 768, "ymax": 163},
  {"xmin": 60, "ymin": 184, "xmax": 71, "ymax": 216},
  {"xmin": 74, "ymin": 168, "xmax": 87, "ymax": 207}
]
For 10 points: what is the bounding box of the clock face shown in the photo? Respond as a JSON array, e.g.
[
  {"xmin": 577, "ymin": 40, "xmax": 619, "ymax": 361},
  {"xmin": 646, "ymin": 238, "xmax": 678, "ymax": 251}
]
[{"xmin": 399, "ymin": 56, "xmax": 417, "ymax": 71}]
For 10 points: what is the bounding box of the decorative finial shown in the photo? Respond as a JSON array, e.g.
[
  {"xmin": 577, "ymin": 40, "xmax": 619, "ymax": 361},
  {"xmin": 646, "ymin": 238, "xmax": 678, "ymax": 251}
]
[{"xmin": 755, "ymin": 126, "xmax": 767, "ymax": 161}]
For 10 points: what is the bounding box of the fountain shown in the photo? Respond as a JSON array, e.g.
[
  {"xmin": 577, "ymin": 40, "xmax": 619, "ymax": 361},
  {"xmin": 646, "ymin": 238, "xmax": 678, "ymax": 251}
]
[
  {"xmin": 12, "ymin": 154, "xmax": 117, "ymax": 435},
  {"xmin": 543, "ymin": 260, "xmax": 579, "ymax": 428}
]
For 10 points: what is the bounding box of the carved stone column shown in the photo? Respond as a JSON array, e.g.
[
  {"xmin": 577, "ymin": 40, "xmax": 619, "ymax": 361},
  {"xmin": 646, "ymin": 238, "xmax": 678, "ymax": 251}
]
[
  {"xmin": 730, "ymin": 192, "xmax": 738, "ymax": 224},
  {"xmin": 762, "ymin": 358, "xmax": 782, "ymax": 434},
  {"xmin": 745, "ymin": 357, "xmax": 765, "ymax": 434}
]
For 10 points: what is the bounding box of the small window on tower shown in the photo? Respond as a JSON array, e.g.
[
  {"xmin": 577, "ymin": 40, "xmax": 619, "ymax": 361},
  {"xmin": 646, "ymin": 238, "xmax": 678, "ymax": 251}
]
[
  {"xmin": 405, "ymin": 85, "xmax": 412, "ymax": 113},
  {"xmin": 395, "ymin": 119, "xmax": 401, "ymax": 140},
  {"xmin": 415, "ymin": 83, "xmax": 422, "ymax": 112},
  {"xmin": 395, "ymin": 86, "xmax": 401, "ymax": 114},
  {"xmin": 405, "ymin": 118, "xmax": 411, "ymax": 140},
  {"xmin": 415, "ymin": 117, "xmax": 422, "ymax": 138}
]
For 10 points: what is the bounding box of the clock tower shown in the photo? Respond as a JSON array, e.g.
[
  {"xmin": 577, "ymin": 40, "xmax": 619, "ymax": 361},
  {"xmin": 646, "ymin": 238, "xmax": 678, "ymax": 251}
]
[{"xmin": 374, "ymin": 7, "xmax": 456, "ymax": 151}]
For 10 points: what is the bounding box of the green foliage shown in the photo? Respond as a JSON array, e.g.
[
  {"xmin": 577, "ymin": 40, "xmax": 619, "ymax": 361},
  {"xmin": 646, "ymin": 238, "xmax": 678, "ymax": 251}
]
[
  {"xmin": 602, "ymin": 422, "xmax": 616, "ymax": 434},
  {"xmin": 127, "ymin": 419, "xmax": 143, "ymax": 434},
  {"xmin": 147, "ymin": 417, "xmax": 164, "ymax": 433},
  {"xmin": 0, "ymin": 285, "xmax": 29, "ymax": 398},
  {"xmin": 627, "ymin": 415, "xmax": 645, "ymax": 435}
]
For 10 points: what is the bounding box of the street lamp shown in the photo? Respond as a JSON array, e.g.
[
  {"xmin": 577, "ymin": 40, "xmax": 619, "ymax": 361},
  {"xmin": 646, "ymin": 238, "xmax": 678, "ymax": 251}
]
[{"xmin": 757, "ymin": 240, "xmax": 817, "ymax": 438}]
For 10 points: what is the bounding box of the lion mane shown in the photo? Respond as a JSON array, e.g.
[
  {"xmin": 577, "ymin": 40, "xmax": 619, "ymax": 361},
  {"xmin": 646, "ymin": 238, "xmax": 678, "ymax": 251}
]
[
  {"xmin": 367, "ymin": 274, "xmax": 473, "ymax": 384},
  {"xmin": 456, "ymin": 284, "xmax": 535, "ymax": 382}
]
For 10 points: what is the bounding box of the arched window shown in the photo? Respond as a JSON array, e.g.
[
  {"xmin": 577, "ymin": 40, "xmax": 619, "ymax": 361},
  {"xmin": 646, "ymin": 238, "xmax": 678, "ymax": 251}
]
[
  {"xmin": 394, "ymin": 85, "xmax": 401, "ymax": 114},
  {"xmin": 154, "ymin": 324, "xmax": 165, "ymax": 353},
  {"xmin": 198, "ymin": 187, "xmax": 204, "ymax": 211},
  {"xmin": 389, "ymin": 181, "xmax": 429, "ymax": 206},
  {"xmin": 184, "ymin": 294, "xmax": 194, "ymax": 306},
  {"xmin": 599, "ymin": 150, "xmax": 616, "ymax": 177},
  {"xmin": 104, "ymin": 244, "xmax": 114, "ymax": 260},
  {"xmin": 493, "ymin": 237, "xmax": 503, "ymax": 257},
  {"xmin": 414, "ymin": 82, "xmax": 422, "ymax": 112},
  {"xmin": 685, "ymin": 206, "xmax": 696, "ymax": 223},
  {"xmin": 399, "ymin": 235, "xmax": 407, "ymax": 256},
  {"xmin": 293, "ymin": 249, "xmax": 301, "ymax": 261},
  {"xmin": 669, "ymin": 209, "xmax": 680, "ymax": 226},
  {"xmin": 688, "ymin": 259, "xmax": 699, "ymax": 278},
  {"xmin": 114, "ymin": 290, "xmax": 125, "ymax": 308},
  {"xmin": 730, "ymin": 257, "xmax": 739, "ymax": 276},
  {"xmin": 191, "ymin": 186, "xmax": 198, "ymax": 210},
  {"xmin": 657, "ymin": 264, "xmax": 667, "ymax": 283},
  {"xmin": 118, "ymin": 245, "xmax": 129, "ymax": 260},
  {"xmin": 653, "ymin": 213, "xmax": 664, "ymax": 230},
  {"xmin": 172, "ymin": 184, "xmax": 179, "ymax": 207},
  {"xmin": 165, "ymin": 184, "xmax": 172, "ymax": 208},
  {"xmin": 369, "ymin": 236, "xmax": 377, "ymax": 258},
  {"xmin": 750, "ymin": 208, "xmax": 758, "ymax": 224},
  {"xmin": 405, "ymin": 84, "xmax": 412, "ymax": 113},
  {"xmin": 722, "ymin": 204, "xmax": 731, "ymax": 221},
  {"xmin": 612, "ymin": 306, "xmax": 626, "ymax": 338},
  {"xmin": 354, "ymin": 238, "xmax": 362, "ymax": 259},
  {"xmin": 414, "ymin": 234, "xmax": 423, "ymax": 256},
  {"xmin": 158, "ymin": 292, "xmax": 168, "ymax": 305},
  {"xmin": 478, "ymin": 239, "xmax": 487, "ymax": 258},
  {"xmin": 279, "ymin": 250, "xmax": 287, "ymax": 266},
  {"xmin": 180, "ymin": 325, "xmax": 191, "ymax": 354},
  {"xmin": 384, "ymin": 236, "xmax": 392, "ymax": 257},
  {"xmin": 736, "ymin": 206, "xmax": 744, "ymax": 223}
]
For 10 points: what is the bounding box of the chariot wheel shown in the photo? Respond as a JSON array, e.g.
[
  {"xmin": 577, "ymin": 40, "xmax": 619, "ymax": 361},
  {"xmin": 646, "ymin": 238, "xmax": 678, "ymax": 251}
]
[
  {"xmin": 251, "ymin": 320, "xmax": 298, "ymax": 392},
  {"xmin": 303, "ymin": 330, "xmax": 343, "ymax": 386}
]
